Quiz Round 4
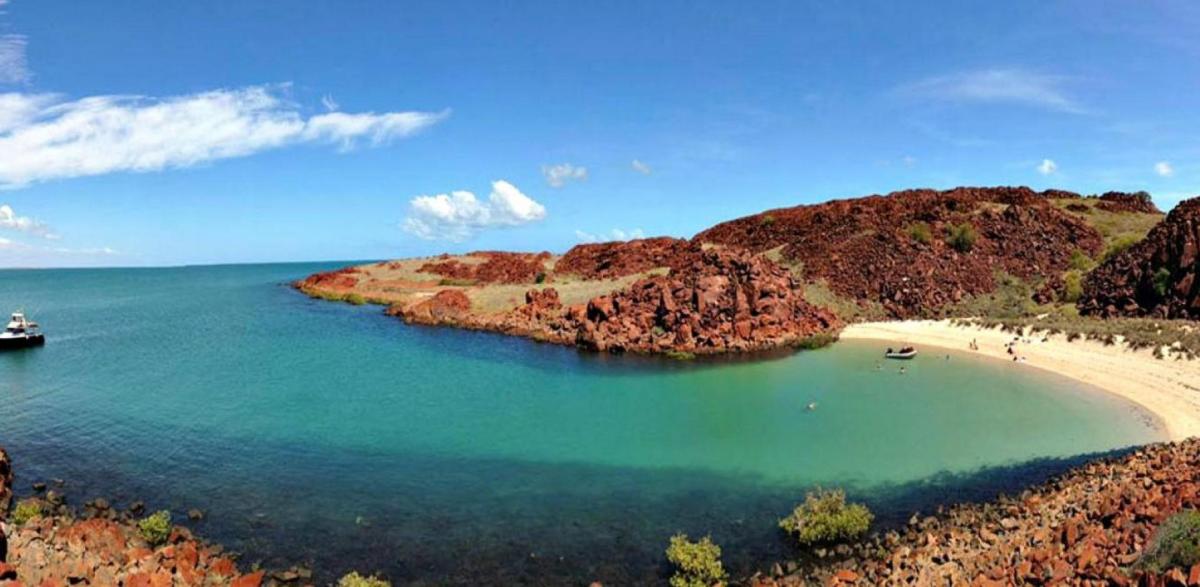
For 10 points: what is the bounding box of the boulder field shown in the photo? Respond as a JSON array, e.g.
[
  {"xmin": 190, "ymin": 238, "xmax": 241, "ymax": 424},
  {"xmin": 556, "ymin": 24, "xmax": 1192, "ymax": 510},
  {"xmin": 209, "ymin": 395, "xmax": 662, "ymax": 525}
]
[
  {"xmin": 1079, "ymin": 197, "xmax": 1200, "ymax": 319},
  {"xmin": 752, "ymin": 439, "xmax": 1200, "ymax": 586},
  {"xmin": 695, "ymin": 186, "xmax": 1109, "ymax": 318},
  {"xmin": 1, "ymin": 448, "xmax": 276, "ymax": 587}
]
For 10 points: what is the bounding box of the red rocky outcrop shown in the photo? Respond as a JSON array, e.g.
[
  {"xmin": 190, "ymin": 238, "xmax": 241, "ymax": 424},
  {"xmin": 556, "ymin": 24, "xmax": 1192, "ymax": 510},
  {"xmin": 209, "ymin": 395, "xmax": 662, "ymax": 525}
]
[
  {"xmin": 294, "ymin": 267, "xmax": 361, "ymax": 291},
  {"xmin": 1079, "ymin": 196, "xmax": 1200, "ymax": 319},
  {"xmin": 390, "ymin": 289, "xmax": 473, "ymax": 326},
  {"xmin": 0, "ymin": 447, "xmax": 11, "ymax": 515},
  {"xmin": 559, "ymin": 249, "xmax": 841, "ymax": 354},
  {"xmin": 753, "ymin": 439, "xmax": 1200, "ymax": 587},
  {"xmin": 418, "ymin": 251, "xmax": 551, "ymax": 284},
  {"xmin": 555, "ymin": 237, "xmax": 696, "ymax": 280},
  {"xmin": 1096, "ymin": 191, "xmax": 1162, "ymax": 214},
  {"xmin": 696, "ymin": 186, "xmax": 1104, "ymax": 317}
]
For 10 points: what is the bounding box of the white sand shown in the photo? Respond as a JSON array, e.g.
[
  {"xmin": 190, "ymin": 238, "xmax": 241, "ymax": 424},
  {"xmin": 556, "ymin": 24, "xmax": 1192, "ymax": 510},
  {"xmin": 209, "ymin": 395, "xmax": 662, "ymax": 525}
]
[{"xmin": 841, "ymin": 320, "xmax": 1200, "ymax": 441}]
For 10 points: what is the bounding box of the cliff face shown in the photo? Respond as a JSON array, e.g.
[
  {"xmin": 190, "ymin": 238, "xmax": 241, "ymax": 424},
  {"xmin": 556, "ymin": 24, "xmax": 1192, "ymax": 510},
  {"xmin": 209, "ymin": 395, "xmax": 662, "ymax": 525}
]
[
  {"xmin": 1079, "ymin": 197, "xmax": 1200, "ymax": 319},
  {"xmin": 695, "ymin": 186, "xmax": 1104, "ymax": 317}
]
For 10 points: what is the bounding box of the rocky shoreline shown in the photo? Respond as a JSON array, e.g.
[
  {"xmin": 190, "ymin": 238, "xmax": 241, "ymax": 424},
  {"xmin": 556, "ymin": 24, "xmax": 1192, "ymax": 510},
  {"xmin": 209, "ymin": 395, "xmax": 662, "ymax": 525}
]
[
  {"xmin": 0, "ymin": 448, "xmax": 312, "ymax": 587},
  {"xmin": 749, "ymin": 438, "xmax": 1200, "ymax": 586}
]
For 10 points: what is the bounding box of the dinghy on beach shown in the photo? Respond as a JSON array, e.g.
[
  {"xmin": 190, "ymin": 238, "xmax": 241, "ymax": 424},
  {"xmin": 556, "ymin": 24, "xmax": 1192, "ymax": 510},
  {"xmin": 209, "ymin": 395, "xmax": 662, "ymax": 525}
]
[{"xmin": 884, "ymin": 346, "xmax": 917, "ymax": 360}]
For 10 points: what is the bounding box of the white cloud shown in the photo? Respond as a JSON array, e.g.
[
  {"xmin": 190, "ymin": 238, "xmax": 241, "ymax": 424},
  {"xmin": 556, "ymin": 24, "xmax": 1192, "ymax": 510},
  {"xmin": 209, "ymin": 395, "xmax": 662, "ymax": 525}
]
[
  {"xmin": 0, "ymin": 85, "xmax": 448, "ymax": 188},
  {"xmin": 0, "ymin": 34, "xmax": 29, "ymax": 84},
  {"xmin": 0, "ymin": 203, "xmax": 54, "ymax": 238},
  {"xmin": 1155, "ymin": 161, "xmax": 1174, "ymax": 177},
  {"xmin": 574, "ymin": 227, "xmax": 646, "ymax": 243},
  {"xmin": 1037, "ymin": 159, "xmax": 1058, "ymax": 175},
  {"xmin": 899, "ymin": 68, "xmax": 1084, "ymax": 114},
  {"xmin": 541, "ymin": 163, "xmax": 588, "ymax": 188},
  {"xmin": 631, "ymin": 159, "xmax": 652, "ymax": 175},
  {"xmin": 402, "ymin": 180, "xmax": 546, "ymax": 241},
  {"xmin": 321, "ymin": 94, "xmax": 339, "ymax": 112}
]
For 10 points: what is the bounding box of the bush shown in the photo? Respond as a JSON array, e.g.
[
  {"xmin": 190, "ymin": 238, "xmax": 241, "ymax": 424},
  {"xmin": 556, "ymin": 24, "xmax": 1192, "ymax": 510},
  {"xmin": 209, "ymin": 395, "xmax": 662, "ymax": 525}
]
[
  {"xmin": 338, "ymin": 572, "xmax": 392, "ymax": 587},
  {"xmin": 906, "ymin": 222, "xmax": 933, "ymax": 245},
  {"xmin": 1137, "ymin": 510, "xmax": 1200, "ymax": 573},
  {"xmin": 945, "ymin": 223, "xmax": 978, "ymax": 253},
  {"xmin": 138, "ymin": 510, "xmax": 173, "ymax": 546},
  {"xmin": 760, "ymin": 214, "xmax": 777, "ymax": 226},
  {"xmin": 665, "ymin": 350, "xmax": 696, "ymax": 361},
  {"xmin": 1153, "ymin": 267, "xmax": 1173, "ymax": 298},
  {"xmin": 1102, "ymin": 234, "xmax": 1141, "ymax": 263},
  {"xmin": 535, "ymin": 272, "xmax": 547, "ymax": 284},
  {"xmin": 1068, "ymin": 249, "xmax": 1095, "ymax": 272},
  {"xmin": 345, "ymin": 293, "xmax": 367, "ymax": 305},
  {"xmin": 11, "ymin": 498, "xmax": 44, "ymax": 526},
  {"xmin": 1061, "ymin": 270, "xmax": 1084, "ymax": 303},
  {"xmin": 665, "ymin": 534, "xmax": 727, "ymax": 587},
  {"xmin": 794, "ymin": 333, "xmax": 838, "ymax": 350},
  {"xmin": 779, "ymin": 488, "xmax": 873, "ymax": 546}
]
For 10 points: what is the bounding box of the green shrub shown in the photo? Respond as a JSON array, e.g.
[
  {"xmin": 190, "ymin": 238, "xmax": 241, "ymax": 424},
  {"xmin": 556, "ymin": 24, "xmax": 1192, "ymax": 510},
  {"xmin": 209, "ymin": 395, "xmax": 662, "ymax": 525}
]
[
  {"xmin": 1153, "ymin": 267, "xmax": 1173, "ymax": 298},
  {"xmin": 794, "ymin": 333, "xmax": 838, "ymax": 350},
  {"xmin": 1061, "ymin": 270, "xmax": 1084, "ymax": 303},
  {"xmin": 1068, "ymin": 249, "xmax": 1095, "ymax": 272},
  {"xmin": 345, "ymin": 293, "xmax": 367, "ymax": 305},
  {"xmin": 535, "ymin": 272, "xmax": 547, "ymax": 284},
  {"xmin": 138, "ymin": 510, "xmax": 173, "ymax": 546},
  {"xmin": 665, "ymin": 534, "xmax": 727, "ymax": 587},
  {"xmin": 779, "ymin": 488, "xmax": 873, "ymax": 546},
  {"xmin": 11, "ymin": 498, "xmax": 44, "ymax": 526},
  {"xmin": 338, "ymin": 572, "xmax": 392, "ymax": 587},
  {"xmin": 760, "ymin": 214, "xmax": 777, "ymax": 226},
  {"xmin": 906, "ymin": 222, "xmax": 933, "ymax": 245},
  {"xmin": 664, "ymin": 350, "xmax": 696, "ymax": 361},
  {"xmin": 437, "ymin": 278, "xmax": 477, "ymax": 287},
  {"xmin": 1137, "ymin": 510, "xmax": 1200, "ymax": 573},
  {"xmin": 1102, "ymin": 234, "xmax": 1141, "ymax": 263},
  {"xmin": 945, "ymin": 223, "xmax": 978, "ymax": 253}
]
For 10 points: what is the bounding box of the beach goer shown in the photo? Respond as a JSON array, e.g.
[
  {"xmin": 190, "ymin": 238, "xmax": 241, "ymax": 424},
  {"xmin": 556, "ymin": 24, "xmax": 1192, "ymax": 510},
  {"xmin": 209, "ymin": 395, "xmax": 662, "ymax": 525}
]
[{"xmin": 899, "ymin": 366, "xmax": 907, "ymax": 375}]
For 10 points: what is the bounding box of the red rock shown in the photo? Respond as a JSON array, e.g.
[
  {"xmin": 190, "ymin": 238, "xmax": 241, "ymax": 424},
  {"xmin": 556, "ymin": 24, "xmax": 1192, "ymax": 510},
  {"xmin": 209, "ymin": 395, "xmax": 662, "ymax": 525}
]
[
  {"xmin": 1080, "ymin": 196, "xmax": 1200, "ymax": 319},
  {"xmin": 833, "ymin": 568, "xmax": 859, "ymax": 582},
  {"xmin": 231, "ymin": 570, "xmax": 265, "ymax": 587},
  {"xmin": 395, "ymin": 289, "xmax": 473, "ymax": 325},
  {"xmin": 696, "ymin": 186, "xmax": 1106, "ymax": 317},
  {"xmin": 0, "ymin": 563, "xmax": 15, "ymax": 580},
  {"xmin": 418, "ymin": 251, "xmax": 551, "ymax": 284},
  {"xmin": 556, "ymin": 237, "xmax": 695, "ymax": 280}
]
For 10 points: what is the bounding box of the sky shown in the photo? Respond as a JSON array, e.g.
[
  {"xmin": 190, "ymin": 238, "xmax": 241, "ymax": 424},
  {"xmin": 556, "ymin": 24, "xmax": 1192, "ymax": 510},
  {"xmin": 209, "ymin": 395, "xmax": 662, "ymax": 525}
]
[{"xmin": 0, "ymin": 1, "xmax": 1197, "ymax": 268}]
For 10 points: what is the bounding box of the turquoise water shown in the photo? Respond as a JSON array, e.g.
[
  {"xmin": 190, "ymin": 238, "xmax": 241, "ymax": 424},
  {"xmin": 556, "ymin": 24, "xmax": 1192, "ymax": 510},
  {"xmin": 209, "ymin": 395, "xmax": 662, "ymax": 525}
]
[{"xmin": 0, "ymin": 263, "xmax": 1161, "ymax": 584}]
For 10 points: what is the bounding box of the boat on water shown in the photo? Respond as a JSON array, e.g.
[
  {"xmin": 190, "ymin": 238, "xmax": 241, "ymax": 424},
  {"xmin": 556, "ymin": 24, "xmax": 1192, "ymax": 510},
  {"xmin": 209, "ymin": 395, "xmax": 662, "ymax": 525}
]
[
  {"xmin": 1, "ymin": 312, "xmax": 45, "ymax": 350},
  {"xmin": 884, "ymin": 346, "xmax": 917, "ymax": 360}
]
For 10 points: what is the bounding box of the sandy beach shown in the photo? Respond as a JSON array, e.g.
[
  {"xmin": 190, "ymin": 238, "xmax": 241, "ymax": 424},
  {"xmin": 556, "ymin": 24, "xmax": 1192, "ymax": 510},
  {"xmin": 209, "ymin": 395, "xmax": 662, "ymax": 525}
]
[{"xmin": 842, "ymin": 320, "xmax": 1200, "ymax": 441}]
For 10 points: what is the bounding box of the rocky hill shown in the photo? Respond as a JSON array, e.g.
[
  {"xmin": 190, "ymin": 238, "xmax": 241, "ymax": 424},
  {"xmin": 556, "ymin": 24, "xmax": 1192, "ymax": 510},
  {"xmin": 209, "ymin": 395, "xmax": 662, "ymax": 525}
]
[
  {"xmin": 695, "ymin": 186, "xmax": 1108, "ymax": 318},
  {"xmin": 1079, "ymin": 196, "xmax": 1200, "ymax": 319}
]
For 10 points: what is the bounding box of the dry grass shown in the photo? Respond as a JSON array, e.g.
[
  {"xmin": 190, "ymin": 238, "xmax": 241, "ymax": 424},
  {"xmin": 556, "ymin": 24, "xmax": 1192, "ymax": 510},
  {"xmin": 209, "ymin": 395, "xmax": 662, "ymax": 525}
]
[
  {"xmin": 951, "ymin": 313, "xmax": 1200, "ymax": 360},
  {"xmin": 1051, "ymin": 198, "xmax": 1163, "ymax": 256}
]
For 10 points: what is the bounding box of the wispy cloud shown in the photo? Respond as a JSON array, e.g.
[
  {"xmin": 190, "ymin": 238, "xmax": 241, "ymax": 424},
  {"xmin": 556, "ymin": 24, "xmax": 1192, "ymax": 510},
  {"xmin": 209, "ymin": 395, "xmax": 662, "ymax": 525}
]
[
  {"xmin": 321, "ymin": 94, "xmax": 339, "ymax": 112},
  {"xmin": 1037, "ymin": 159, "xmax": 1058, "ymax": 175},
  {"xmin": 1155, "ymin": 161, "xmax": 1174, "ymax": 177},
  {"xmin": 631, "ymin": 159, "xmax": 652, "ymax": 175},
  {"xmin": 0, "ymin": 34, "xmax": 29, "ymax": 84},
  {"xmin": 0, "ymin": 85, "xmax": 448, "ymax": 188},
  {"xmin": 541, "ymin": 163, "xmax": 588, "ymax": 188},
  {"xmin": 574, "ymin": 227, "xmax": 645, "ymax": 243},
  {"xmin": 402, "ymin": 180, "xmax": 546, "ymax": 242},
  {"xmin": 898, "ymin": 68, "xmax": 1085, "ymax": 114},
  {"xmin": 0, "ymin": 203, "xmax": 55, "ymax": 238}
]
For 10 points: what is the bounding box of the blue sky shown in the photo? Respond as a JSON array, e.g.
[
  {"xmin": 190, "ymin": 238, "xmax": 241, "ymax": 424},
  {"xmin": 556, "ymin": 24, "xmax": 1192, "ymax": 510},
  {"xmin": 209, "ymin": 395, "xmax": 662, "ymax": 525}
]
[{"xmin": 0, "ymin": 0, "xmax": 1197, "ymax": 267}]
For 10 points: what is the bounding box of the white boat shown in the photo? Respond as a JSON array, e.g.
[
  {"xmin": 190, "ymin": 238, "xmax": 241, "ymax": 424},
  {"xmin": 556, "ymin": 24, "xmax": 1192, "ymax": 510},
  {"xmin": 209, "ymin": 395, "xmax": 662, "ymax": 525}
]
[
  {"xmin": 884, "ymin": 346, "xmax": 917, "ymax": 360},
  {"xmin": 1, "ymin": 312, "xmax": 45, "ymax": 350}
]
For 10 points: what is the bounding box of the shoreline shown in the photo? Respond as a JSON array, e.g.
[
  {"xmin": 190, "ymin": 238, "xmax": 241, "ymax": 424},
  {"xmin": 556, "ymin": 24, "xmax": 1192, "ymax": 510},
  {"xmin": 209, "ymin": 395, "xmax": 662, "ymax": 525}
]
[{"xmin": 841, "ymin": 319, "xmax": 1200, "ymax": 441}]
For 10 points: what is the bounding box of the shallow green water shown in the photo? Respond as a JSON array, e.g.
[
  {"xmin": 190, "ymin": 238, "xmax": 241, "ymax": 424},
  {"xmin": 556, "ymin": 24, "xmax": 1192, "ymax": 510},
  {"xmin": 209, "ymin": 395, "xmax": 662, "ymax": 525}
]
[{"xmin": 0, "ymin": 263, "xmax": 1161, "ymax": 584}]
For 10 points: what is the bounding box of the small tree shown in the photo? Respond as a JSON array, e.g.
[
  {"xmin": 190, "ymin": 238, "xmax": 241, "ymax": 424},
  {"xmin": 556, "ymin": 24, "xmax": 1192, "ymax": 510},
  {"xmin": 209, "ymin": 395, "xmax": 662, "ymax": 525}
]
[
  {"xmin": 665, "ymin": 534, "xmax": 727, "ymax": 587},
  {"xmin": 1061, "ymin": 270, "xmax": 1084, "ymax": 303},
  {"xmin": 1153, "ymin": 267, "xmax": 1173, "ymax": 298},
  {"xmin": 1137, "ymin": 510, "xmax": 1200, "ymax": 573},
  {"xmin": 779, "ymin": 488, "xmax": 873, "ymax": 546},
  {"xmin": 945, "ymin": 223, "xmax": 978, "ymax": 253},
  {"xmin": 138, "ymin": 510, "xmax": 173, "ymax": 546}
]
